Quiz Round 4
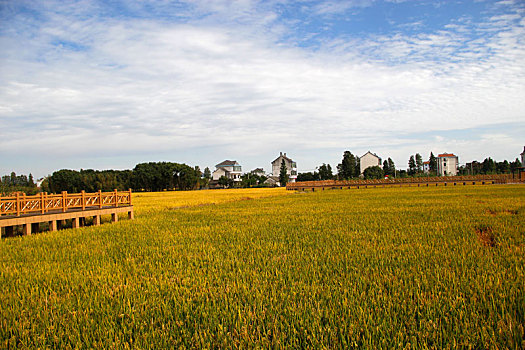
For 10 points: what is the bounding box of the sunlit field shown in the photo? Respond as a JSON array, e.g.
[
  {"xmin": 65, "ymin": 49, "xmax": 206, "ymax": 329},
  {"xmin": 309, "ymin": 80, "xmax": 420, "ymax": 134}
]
[
  {"xmin": 1, "ymin": 185, "xmax": 524, "ymax": 348},
  {"xmin": 132, "ymin": 187, "xmax": 288, "ymax": 215}
]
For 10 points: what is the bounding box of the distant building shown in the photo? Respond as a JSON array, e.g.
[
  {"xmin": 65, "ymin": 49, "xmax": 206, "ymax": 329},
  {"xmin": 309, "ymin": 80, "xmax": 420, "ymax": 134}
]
[
  {"xmin": 264, "ymin": 176, "xmax": 279, "ymax": 187},
  {"xmin": 521, "ymin": 146, "xmax": 525, "ymax": 166},
  {"xmin": 437, "ymin": 153, "xmax": 458, "ymax": 176},
  {"xmin": 422, "ymin": 161, "xmax": 430, "ymax": 173},
  {"xmin": 271, "ymin": 152, "xmax": 297, "ymax": 183},
  {"xmin": 250, "ymin": 168, "xmax": 266, "ymax": 177},
  {"xmin": 359, "ymin": 151, "xmax": 381, "ymax": 175},
  {"xmin": 212, "ymin": 160, "xmax": 242, "ymax": 182}
]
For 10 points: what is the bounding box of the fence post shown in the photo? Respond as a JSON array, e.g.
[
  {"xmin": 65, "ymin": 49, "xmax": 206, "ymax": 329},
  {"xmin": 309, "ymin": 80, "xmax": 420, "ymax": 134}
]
[
  {"xmin": 128, "ymin": 188, "xmax": 132, "ymax": 206},
  {"xmin": 114, "ymin": 189, "xmax": 118, "ymax": 207},
  {"xmin": 41, "ymin": 192, "xmax": 45, "ymax": 214},
  {"xmin": 81, "ymin": 190, "xmax": 86, "ymax": 210},
  {"xmin": 99, "ymin": 190, "xmax": 102, "ymax": 208},
  {"xmin": 62, "ymin": 191, "xmax": 67, "ymax": 212},
  {"xmin": 16, "ymin": 192, "xmax": 21, "ymax": 216}
]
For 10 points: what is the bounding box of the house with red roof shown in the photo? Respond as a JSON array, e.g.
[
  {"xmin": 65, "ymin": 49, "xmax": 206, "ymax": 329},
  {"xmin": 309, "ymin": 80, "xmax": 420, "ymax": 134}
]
[{"xmin": 437, "ymin": 153, "xmax": 458, "ymax": 176}]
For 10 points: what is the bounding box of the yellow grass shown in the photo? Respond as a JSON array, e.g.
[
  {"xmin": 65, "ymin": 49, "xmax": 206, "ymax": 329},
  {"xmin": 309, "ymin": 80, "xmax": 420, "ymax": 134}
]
[{"xmin": 132, "ymin": 187, "xmax": 288, "ymax": 215}]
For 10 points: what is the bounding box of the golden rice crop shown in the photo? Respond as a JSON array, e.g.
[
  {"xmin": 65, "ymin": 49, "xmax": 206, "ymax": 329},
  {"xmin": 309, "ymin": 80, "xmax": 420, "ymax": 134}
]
[{"xmin": 1, "ymin": 185, "xmax": 524, "ymax": 348}]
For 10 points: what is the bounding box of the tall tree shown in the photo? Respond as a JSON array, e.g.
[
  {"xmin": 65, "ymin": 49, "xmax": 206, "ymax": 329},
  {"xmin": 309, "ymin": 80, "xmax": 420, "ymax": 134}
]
[
  {"xmin": 279, "ymin": 159, "xmax": 289, "ymax": 186},
  {"xmin": 388, "ymin": 158, "xmax": 395, "ymax": 177},
  {"xmin": 383, "ymin": 158, "xmax": 395, "ymax": 177},
  {"xmin": 318, "ymin": 163, "xmax": 333, "ymax": 180},
  {"xmin": 203, "ymin": 167, "xmax": 212, "ymax": 179},
  {"xmin": 337, "ymin": 151, "xmax": 357, "ymax": 179},
  {"xmin": 482, "ymin": 158, "xmax": 497, "ymax": 174},
  {"xmin": 429, "ymin": 152, "xmax": 437, "ymax": 174},
  {"xmin": 408, "ymin": 156, "xmax": 416, "ymax": 176},
  {"xmin": 415, "ymin": 153, "xmax": 423, "ymax": 173}
]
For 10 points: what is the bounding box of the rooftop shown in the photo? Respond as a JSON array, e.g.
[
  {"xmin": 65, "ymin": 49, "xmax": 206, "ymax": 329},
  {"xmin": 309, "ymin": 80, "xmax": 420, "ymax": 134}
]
[{"xmin": 216, "ymin": 160, "xmax": 240, "ymax": 167}]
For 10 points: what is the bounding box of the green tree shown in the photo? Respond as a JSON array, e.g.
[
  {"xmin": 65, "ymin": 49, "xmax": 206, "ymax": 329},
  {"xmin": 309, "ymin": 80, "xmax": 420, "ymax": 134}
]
[
  {"xmin": 203, "ymin": 167, "xmax": 212, "ymax": 179},
  {"xmin": 429, "ymin": 152, "xmax": 437, "ymax": 174},
  {"xmin": 296, "ymin": 172, "xmax": 320, "ymax": 181},
  {"xmin": 318, "ymin": 163, "xmax": 333, "ymax": 180},
  {"xmin": 218, "ymin": 175, "xmax": 234, "ymax": 188},
  {"xmin": 510, "ymin": 158, "xmax": 522, "ymax": 172},
  {"xmin": 363, "ymin": 166, "xmax": 384, "ymax": 179},
  {"xmin": 415, "ymin": 153, "xmax": 423, "ymax": 173},
  {"xmin": 279, "ymin": 159, "xmax": 289, "ymax": 186},
  {"xmin": 497, "ymin": 160, "xmax": 510, "ymax": 174},
  {"xmin": 482, "ymin": 158, "xmax": 497, "ymax": 174},
  {"xmin": 337, "ymin": 151, "xmax": 357, "ymax": 179},
  {"xmin": 408, "ymin": 156, "xmax": 416, "ymax": 176}
]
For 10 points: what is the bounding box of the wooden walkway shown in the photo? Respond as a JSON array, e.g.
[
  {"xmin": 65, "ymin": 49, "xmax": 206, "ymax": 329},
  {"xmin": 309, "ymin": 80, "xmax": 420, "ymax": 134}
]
[
  {"xmin": 286, "ymin": 174, "xmax": 520, "ymax": 191},
  {"xmin": 0, "ymin": 190, "xmax": 133, "ymax": 237}
]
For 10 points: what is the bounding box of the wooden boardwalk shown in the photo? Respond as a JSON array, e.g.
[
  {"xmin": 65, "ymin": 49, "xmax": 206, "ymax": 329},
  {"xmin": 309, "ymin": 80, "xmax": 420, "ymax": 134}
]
[
  {"xmin": 0, "ymin": 190, "xmax": 133, "ymax": 237},
  {"xmin": 286, "ymin": 174, "xmax": 520, "ymax": 191}
]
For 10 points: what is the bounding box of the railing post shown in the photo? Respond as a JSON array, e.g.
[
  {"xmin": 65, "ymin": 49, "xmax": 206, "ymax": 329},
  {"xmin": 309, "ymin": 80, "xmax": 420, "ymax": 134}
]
[
  {"xmin": 98, "ymin": 190, "xmax": 102, "ymax": 208},
  {"xmin": 81, "ymin": 190, "xmax": 86, "ymax": 210},
  {"xmin": 40, "ymin": 192, "xmax": 45, "ymax": 214},
  {"xmin": 128, "ymin": 188, "xmax": 132, "ymax": 206},
  {"xmin": 62, "ymin": 191, "xmax": 67, "ymax": 212},
  {"xmin": 44, "ymin": 192, "xmax": 48, "ymax": 213},
  {"xmin": 16, "ymin": 192, "xmax": 21, "ymax": 217},
  {"xmin": 114, "ymin": 189, "xmax": 118, "ymax": 207}
]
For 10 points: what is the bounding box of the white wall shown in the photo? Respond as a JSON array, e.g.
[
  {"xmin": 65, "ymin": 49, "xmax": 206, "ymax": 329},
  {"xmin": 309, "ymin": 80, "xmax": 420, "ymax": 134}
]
[{"xmin": 360, "ymin": 152, "xmax": 381, "ymax": 174}]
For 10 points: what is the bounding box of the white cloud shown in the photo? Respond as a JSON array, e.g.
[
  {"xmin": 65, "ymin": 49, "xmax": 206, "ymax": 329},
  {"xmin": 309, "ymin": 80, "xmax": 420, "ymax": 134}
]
[{"xmin": 0, "ymin": 0, "xmax": 524, "ymax": 176}]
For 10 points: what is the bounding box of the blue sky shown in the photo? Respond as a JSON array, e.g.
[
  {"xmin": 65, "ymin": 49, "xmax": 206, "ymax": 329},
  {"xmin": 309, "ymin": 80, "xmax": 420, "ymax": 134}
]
[{"xmin": 1, "ymin": 0, "xmax": 524, "ymax": 178}]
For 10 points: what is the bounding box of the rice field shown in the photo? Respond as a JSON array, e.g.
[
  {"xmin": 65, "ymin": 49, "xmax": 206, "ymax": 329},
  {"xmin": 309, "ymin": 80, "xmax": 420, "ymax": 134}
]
[{"xmin": 1, "ymin": 185, "xmax": 524, "ymax": 348}]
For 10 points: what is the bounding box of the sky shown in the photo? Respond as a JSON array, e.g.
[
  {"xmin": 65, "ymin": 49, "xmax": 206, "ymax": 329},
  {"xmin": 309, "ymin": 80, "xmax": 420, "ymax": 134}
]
[{"xmin": 1, "ymin": 0, "xmax": 524, "ymax": 178}]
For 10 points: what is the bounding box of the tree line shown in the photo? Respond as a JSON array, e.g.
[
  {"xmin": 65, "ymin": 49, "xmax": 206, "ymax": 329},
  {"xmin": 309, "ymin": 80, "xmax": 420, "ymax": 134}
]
[
  {"xmin": 0, "ymin": 172, "xmax": 38, "ymax": 195},
  {"xmin": 1, "ymin": 162, "xmax": 205, "ymax": 195},
  {"xmin": 297, "ymin": 151, "xmax": 523, "ymax": 181}
]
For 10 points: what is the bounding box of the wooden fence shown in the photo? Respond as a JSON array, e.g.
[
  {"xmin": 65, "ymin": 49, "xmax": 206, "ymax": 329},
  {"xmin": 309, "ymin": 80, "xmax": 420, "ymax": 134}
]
[
  {"xmin": 0, "ymin": 189, "xmax": 132, "ymax": 217},
  {"xmin": 286, "ymin": 174, "xmax": 517, "ymax": 190}
]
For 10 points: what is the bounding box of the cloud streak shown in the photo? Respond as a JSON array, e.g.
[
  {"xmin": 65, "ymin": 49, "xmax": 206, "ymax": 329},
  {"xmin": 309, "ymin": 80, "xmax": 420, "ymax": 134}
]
[{"xmin": 0, "ymin": 0, "xmax": 524, "ymax": 176}]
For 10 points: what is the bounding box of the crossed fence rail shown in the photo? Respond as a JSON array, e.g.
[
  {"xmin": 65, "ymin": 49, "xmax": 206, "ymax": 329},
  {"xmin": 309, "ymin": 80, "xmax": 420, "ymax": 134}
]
[
  {"xmin": 286, "ymin": 174, "xmax": 516, "ymax": 190},
  {"xmin": 0, "ymin": 190, "xmax": 132, "ymax": 217}
]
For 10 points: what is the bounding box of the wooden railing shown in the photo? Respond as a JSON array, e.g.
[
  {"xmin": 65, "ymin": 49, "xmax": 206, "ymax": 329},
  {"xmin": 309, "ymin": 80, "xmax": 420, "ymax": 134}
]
[
  {"xmin": 287, "ymin": 174, "xmax": 516, "ymax": 190},
  {"xmin": 0, "ymin": 190, "xmax": 132, "ymax": 217}
]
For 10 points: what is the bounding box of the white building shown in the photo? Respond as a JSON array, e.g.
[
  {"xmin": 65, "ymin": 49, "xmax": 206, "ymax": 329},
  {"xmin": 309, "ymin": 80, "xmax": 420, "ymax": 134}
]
[
  {"xmin": 212, "ymin": 160, "xmax": 242, "ymax": 182},
  {"xmin": 359, "ymin": 151, "xmax": 381, "ymax": 175},
  {"xmin": 271, "ymin": 152, "xmax": 297, "ymax": 183},
  {"xmin": 250, "ymin": 168, "xmax": 266, "ymax": 177},
  {"xmin": 422, "ymin": 161, "xmax": 430, "ymax": 173},
  {"xmin": 437, "ymin": 153, "xmax": 458, "ymax": 176}
]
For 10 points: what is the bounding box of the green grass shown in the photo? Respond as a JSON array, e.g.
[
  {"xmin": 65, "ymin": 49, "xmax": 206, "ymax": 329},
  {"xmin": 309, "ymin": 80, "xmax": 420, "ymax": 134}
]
[{"xmin": 1, "ymin": 185, "xmax": 524, "ymax": 348}]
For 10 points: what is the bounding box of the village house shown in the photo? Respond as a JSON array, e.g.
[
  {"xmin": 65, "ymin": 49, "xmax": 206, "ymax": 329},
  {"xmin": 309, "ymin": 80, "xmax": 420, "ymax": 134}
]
[
  {"xmin": 250, "ymin": 168, "xmax": 266, "ymax": 177},
  {"xmin": 271, "ymin": 152, "xmax": 297, "ymax": 183},
  {"xmin": 359, "ymin": 151, "xmax": 382, "ymax": 175},
  {"xmin": 423, "ymin": 161, "xmax": 430, "ymax": 173},
  {"xmin": 437, "ymin": 153, "xmax": 458, "ymax": 176},
  {"xmin": 212, "ymin": 160, "xmax": 242, "ymax": 182}
]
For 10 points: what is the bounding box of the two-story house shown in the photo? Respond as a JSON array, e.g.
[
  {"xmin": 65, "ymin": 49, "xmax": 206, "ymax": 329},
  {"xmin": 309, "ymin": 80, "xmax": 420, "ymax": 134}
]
[
  {"xmin": 437, "ymin": 153, "xmax": 458, "ymax": 176},
  {"xmin": 212, "ymin": 160, "xmax": 242, "ymax": 182},
  {"xmin": 359, "ymin": 151, "xmax": 382, "ymax": 175},
  {"xmin": 271, "ymin": 152, "xmax": 297, "ymax": 183}
]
